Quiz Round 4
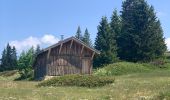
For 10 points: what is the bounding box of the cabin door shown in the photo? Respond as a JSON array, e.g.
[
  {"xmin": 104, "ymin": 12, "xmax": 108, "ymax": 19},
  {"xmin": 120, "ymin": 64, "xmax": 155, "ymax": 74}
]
[{"xmin": 82, "ymin": 59, "xmax": 90, "ymax": 74}]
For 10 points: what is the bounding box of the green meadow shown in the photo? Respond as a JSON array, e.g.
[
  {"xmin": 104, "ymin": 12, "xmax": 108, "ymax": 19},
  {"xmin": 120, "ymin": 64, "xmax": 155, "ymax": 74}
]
[{"xmin": 1, "ymin": 60, "xmax": 170, "ymax": 100}]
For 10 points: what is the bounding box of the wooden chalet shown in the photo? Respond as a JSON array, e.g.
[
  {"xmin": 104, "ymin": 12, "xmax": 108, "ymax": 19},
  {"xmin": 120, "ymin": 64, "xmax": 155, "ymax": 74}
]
[{"xmin": 33, "ymin": 36, "xmax": 100, "ymax": 80}]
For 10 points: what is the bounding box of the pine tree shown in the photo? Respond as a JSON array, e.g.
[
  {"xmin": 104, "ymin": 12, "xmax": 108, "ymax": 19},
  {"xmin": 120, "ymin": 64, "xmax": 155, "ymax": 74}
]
[
  {"xmin": 6, "ymin": 43, "xmax": 12, "ymax": 70},
  {"xmin": 94, "ymin": 16, "xmax": 118, "ymax": 67},
  {"xmin": 75, "ymin": 26, "xmax": 83, "ymax": 40},
  {"xmin": 35, "ymin": 45, "xmax": 41, "ymax": 55},
  {"xmin": 110, "ymin": 9, "xmax": 122, "ymax": 58},
  {"xmin": 119, "ymin": 0, "xmax": 166, "ymax": 61},
  {"xmin": 153, "ymin": 20, "xmax": 167, "ymax": 56},
  {"xmin": 11, "ymin": 46, "xmax": 17, "ymax": 70},
  {"xmin": 110, "ymin": 9, "xmax": 121, "ymax": 41},
  {"xmin": 82, "ymin": 28, "xmax": 92, "ymax": 47},
  {"xmin": 0, "ymin": 49, "xmax": 7, "ymax": 71},
  {"xmin": 0, "ymin": 44, "xmax": 18, "ymax": 71}
]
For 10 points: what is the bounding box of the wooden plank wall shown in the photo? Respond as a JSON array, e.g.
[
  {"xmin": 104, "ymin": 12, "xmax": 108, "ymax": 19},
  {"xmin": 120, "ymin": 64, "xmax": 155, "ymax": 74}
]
[
  {"xmin": 34, "ymin": 51, "xmax": 47, "ymax": 79},
  {"xmin": 34, "ymin": 40, "xmax": 94, "ymax": 79}
]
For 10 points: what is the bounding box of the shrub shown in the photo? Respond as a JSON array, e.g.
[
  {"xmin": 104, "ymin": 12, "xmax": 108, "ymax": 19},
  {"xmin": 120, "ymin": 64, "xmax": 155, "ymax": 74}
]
[
  {"xmin": 94, "ymin": 62, "xmax": 151, "ymax": 76},
  {"xmin": 15, "ymin": 69, "xmax": 34, "ymax": 81},
  {"xmin": 37, "ymin": 75, "xmax": 114, "ymax": 88}
]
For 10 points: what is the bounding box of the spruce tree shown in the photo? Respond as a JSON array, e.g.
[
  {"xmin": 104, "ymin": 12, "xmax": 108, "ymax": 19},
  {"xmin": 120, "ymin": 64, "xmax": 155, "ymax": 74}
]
[
  {"xmin": 82, "ymin": 28, "xmax": 92, "ymax": 47},
  {"xmin": 119, "ymin": 0, "xmax": 166, "ymax": 62},
  {"xmin": 94, "ymin": 16, "xmax": 118, "ymax": 67},
  {"xmin": 6, "ymin": 43, "xmax": 12, "ymax": 70},
  {"xmin": 110, "ymin": 9, "xmax": 122, "ymax": 58},
  {"xmin": 11, "ymin": 46, "xmax": 17, "ymax": 70},
  {"xmin": 75, "ymin": 26, "xmax": 83, "ymax": 40},
  {"xmin": 35, "ymin": 45, "xmax": 41, "ymax": 55},
  {"xmin": 0, "ymin": 49, "xmax": 7, "ymax": 71},
  {"xmin": 0, "ymin": 44, "xmax": 18, "ymax": 71},
  {"xmin": 110, "ymin": 9, "xmax": 121, "ymax": 41}
]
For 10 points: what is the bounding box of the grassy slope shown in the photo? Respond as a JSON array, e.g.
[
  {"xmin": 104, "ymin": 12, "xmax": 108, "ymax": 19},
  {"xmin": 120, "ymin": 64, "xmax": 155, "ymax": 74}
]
[
  {"xmin": 94, "ymin": 62, "xmax": 151, "ymax": 76},
  {"xmin": 0, "ymin": 69, "xmax": 170, "ymax": 99}
]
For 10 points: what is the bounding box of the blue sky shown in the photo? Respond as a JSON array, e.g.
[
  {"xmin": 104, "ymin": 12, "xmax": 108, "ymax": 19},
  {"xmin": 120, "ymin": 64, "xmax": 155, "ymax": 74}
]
[{"xmin": 0, "ymin": 0, "xmax": 170, "ymax": 54}]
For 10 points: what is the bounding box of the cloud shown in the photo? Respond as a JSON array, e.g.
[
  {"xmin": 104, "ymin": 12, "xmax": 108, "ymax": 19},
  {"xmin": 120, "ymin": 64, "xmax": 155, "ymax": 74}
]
[
  {"xmin": 10, "ymin": 34, "xmax": 60, "ymax": 53},
  {"xmin": 166, "ymin": 38, "xmax": 170, "ymax": 51},
  {"xmin": 41, "ymin": 34, "xmax": 59, "ymax": 44}
]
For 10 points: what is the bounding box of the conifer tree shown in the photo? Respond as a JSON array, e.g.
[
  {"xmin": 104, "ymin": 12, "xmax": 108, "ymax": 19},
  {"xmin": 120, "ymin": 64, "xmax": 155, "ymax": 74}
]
[
  {"xmin": 11, "ymin": 46, "xmax": 17, "ymax": 70},
  {"xmin": 6, "ymin": 43, "xmax": 12, "ymax": 70},
  {"xmin": 0, "ymin": 43, "xmax": 18, "ymax": 71},
  {"xmin": 2, "ymin": 43, "xmax": 12, "ymax": 70},
  {"xmin": 110, "ymin": 9, "xmax": 122, "ymax": 58},
  {"xmin": 94, "ymin": 17, "xmax": 118, "ymax": 67},
  {"xmin": 75, "ymin": 26, "xmax": 83, "ymax": 40},
  {"xmin": 35, "ymin": 45, "xmax": 41, "ymax": 55},
  {"xmin": 110, "ymin": 9, "xmax": 121, "ymax": 41},
  {"xmin": 119, "ymin": 0, "xmax": 166, "ymax": 61},
  {"xmin": 82, "ymin": 28, "xmax": 92, "ymax": 47},
  {"xmin": 0, "ymin": 49, "xmax": 7, "ymax": 71}
]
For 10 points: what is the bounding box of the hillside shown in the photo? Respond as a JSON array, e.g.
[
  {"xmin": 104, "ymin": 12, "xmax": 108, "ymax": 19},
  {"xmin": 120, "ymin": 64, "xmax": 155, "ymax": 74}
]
[{"xmin": 1, "ymin": 61, "xmax": 170, "ymax": 99}]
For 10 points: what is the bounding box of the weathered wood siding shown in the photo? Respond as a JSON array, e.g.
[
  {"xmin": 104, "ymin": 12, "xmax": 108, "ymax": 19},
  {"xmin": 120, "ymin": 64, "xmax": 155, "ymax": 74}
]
[
  {"xmin": 34, "ymin": 51, "xmax": 47, "ymax": 79},
  {"xmin": 34, "ymin": 40, "xmax": 94, "ymax": 79}
]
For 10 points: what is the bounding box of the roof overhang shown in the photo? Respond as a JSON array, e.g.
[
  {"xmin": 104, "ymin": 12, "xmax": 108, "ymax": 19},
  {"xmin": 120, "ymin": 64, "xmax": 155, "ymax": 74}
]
[{"xmin": 37, "ymin": 36, "xmax": 100, "ymax": 56}]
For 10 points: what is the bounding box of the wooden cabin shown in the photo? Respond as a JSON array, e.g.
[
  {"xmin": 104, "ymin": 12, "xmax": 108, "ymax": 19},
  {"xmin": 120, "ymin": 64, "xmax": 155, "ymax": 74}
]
[{"xmin": 33, "ymin": 36, "xmax": 100, "ymax": 80}]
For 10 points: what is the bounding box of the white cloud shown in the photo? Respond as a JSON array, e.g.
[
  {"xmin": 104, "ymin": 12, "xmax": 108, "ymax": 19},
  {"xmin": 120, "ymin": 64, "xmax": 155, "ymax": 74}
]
[
  {"xmin": 10, "ymin": 34, "xmax": 59, "ymax": 53},
  {"xmin": 10, "ymin": 36, "xmax": 41, "ymax": 52},
  {"xmin": 41, "ymin": 34, "xmax": 59, "ymax": 44},
  {"xmin": 166, "ymin": 38, "xmax": 170, "ymax": 51}
]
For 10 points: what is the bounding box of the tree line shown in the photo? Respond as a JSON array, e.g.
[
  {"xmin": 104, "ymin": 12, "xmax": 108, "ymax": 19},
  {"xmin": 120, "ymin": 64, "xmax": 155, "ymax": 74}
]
[
  {"xmin": 0, "ymin": 44, "xmax": 41, "ymax": 79},
  {"xmin": 75, "ymin": 26, "xmax": 92, "ymax": 47},
  {"xmin": 0, "ymin": 43, "xmax": 17, "ymax": 71},
  {"xmin": 74, "ymin": 0, "xmax": 166, "ymax": 67},
  {"xmin": 93, "ymin": 0, "xmax": 167, "ymax": 67}
]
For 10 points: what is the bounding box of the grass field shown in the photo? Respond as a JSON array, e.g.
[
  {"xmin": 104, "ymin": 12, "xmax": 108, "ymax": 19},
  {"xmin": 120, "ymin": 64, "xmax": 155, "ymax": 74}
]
[{"xmin": 0, "ymin": 68, "xmax": 170, "ymax": 100}]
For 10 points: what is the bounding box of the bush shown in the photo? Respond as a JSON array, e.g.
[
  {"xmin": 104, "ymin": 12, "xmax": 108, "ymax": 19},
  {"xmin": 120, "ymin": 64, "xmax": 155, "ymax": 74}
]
[
  {"xmin": 37, "ymin": 75, "xmax": 114, "ymax": 88},
  {"xmin": 94, "ymin": 62, "xmax": 151, "ymax": 76},
  {"xmin": 15, "ymin": 69, "xmax": 34, "ymax": 81}
]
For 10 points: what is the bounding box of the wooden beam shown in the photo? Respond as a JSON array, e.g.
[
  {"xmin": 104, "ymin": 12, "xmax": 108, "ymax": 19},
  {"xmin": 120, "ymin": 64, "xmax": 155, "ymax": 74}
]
[
  {"xmin": 91, "ymin": 52, "xmax": 95, "ymax": 60},
  {"xmin": 70, "ymin": 40, "xmax": 73, "ymax": 49},
  {"xmin": 46, "ymin": 49, "xmax": 51, "ymax": 76},
  {"xmin": 47, "ymin": 48, "xmax": 51, "ymax": 60},
  {"xmin": 81, "ymin": 45, "xmax": 84, "ymax": 54},
  {"xmin": 59, "ymin": 43, "xmax": 63, "ymax": 54}
]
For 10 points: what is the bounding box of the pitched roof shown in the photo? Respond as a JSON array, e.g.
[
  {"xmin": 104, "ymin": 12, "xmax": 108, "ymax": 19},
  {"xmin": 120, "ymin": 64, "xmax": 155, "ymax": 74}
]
[{"xmin": 37, "ymin": 36, "xmax": 100, "ymax": 55}]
